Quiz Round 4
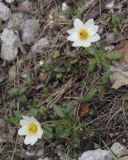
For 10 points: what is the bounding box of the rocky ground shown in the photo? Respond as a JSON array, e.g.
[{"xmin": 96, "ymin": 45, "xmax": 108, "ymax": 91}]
[{"xmin": 0, "ymin": 0, "xmax": 128, "ymax": 160}]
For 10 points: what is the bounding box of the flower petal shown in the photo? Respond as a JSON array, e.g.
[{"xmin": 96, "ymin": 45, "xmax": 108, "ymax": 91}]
[
  {"xmin": 24, "ymin": 135, "xmax": 31, "ymax": 145},
  {"xmin": 22, "ymin": 116, "xmax": 32, "ymax": 121},
  {"xmin": 72, "ymin": 41, "xmax": 82, "ymax": 47},
  {"xmin": 30, "ymin": 116, "xmax": 40, "ymax": 124},
  {"xmin": 84, "ymin": 19, "xmax": 94, "ymax": 28},
  {"xmin": 87, "ymin": 25, "xmax": 99, "ymax": 36},
  {"xmin": 82, "ymin": 42, "xmax": 91, "ymax": 47},
  {"xmin": 20, "ymin": 116, "xmax": 35, "ymax": 126},
  {"xmin": 18, "ymin": 127, "xmax": 27, "ymax": 136},
  {"xmin": 88, "ymin": 33, "xmax": 100, "ymax": 42},
  {"xmin": 37, "ymin": 128, "xmax": 43, "ymax": 139},
  {"xmin": 67, "ymin": 34, "xmax": 78, "ymax": 42},
  {"xmin": 30, "ymin": 136, "xmax": 39, "ymax": 145},
  {"xmin": 67, "ymin": 28, "xmax": 76, "ymax": 34},
  {"xmin": 72, "ymin": 41, "xmax": 91, "ymax": 47},
  {"xmin": 74, "ymin": 18, "xmax": 84, "ymax": 29},
  {"xmin": 20, "ymin": 120, "xmax": 26, "ymax": 126}
]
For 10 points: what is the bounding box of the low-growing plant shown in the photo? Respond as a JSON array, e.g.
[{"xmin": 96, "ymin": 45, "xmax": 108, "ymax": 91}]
[
  {"xmin": 82, "ymin": 44, "xmax": 123, "ymax": 102},
  {"xmin": 105, "ymin": 13, "xmax": 128, "ymax": 34},
  {"xmin": 43, "ymin": 101, "xmax": 83, "ymax": 148}
]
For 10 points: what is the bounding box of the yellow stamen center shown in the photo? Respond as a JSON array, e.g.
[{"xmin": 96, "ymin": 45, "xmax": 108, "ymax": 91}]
[
  {"xmin": 79, "ymin": 29, "xmax": 89, "ymax": 40},
  {"xmin": 27, "ymin": 123, "xmax": 37, "ymax": 135}
]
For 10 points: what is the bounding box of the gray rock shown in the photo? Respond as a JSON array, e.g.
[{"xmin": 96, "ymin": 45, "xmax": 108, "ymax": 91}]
[
  {"xmin": 106, "ymin": 33, "xmax": 115, "ymax": 44},
  {"xmin": 18, "ymin": 0, "xmax": 33, "ymax": 11},
  {"xmin": 7, "ymin": 12, "xmax": 25, "ymax": 29},
  {"xmin": 1, "ymin": 29, "xmax": 18, "ymax": 61},
  {"xmin": 36, "ymin": 148, "xmax": 44, "ymax": 158},
  {"xmin": 25, "ymin": 151, "xmax": 36, "ymax": 157},
  {"xmin": 31, "ymin": 38, "xmax": 49, "ymax": 53},
  {"xmin": 118, "ymin": 156, "xmax": 128, "ymax": 160},
  {"xmin": 79, "ymin": 149, "xmax": 113, "ymax": 160},
  {"xmin": 5, "ymin": 0, "xmax": 14, "ymax": 3},
  {"xmin": 106, "ymin": 1, "xmax": 114, "ymax": 10},
  {"xmin": 111, "ymin": 142, "xmax": 128, "ymax": 157},
  {"xmin": 21, "ymin": 19, "xmax": 39, "ymax": 44},
  {"xmin": 0, "ymin": 2, "xmax": 11, "ymax": 21}
]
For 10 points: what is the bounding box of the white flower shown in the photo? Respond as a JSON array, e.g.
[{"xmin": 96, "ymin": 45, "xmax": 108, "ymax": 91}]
[
  {"xmin": 67, "ymin": 18, "xmax": 100, "ymax": 48},
  {"xmin": 18, "ymin": 116, "xmax": 43, "ymax": 145},
  {"xmin": 62, "ymin": 2, "xmax": 69, "ymax": 12}
]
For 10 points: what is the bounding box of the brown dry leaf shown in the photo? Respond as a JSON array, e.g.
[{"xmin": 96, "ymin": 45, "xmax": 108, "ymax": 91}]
[
  {"xmin": 110, "ymin": 72, "xmax": 128, "ymax": 89},
  {"xmin": 110, "ymin": 40, "xmax": 128, "ymax": 89},
  {"xmin": 118, "ymin": 156, "xmax": 128, "ymax": 160},
  {"xmin": 99, "ymin": 89, "xmax": 106, "ymax": 100},
  {"xmin": 80, "ymin": 103, "xmax": 89, "ymax": 117},
  {"xmin": 38, "ymin": 72, "xmax": 48, "ymax": 82},
  {"xmin": 114, "ymin": 40, "xmax": 128, "ymax": 63}
]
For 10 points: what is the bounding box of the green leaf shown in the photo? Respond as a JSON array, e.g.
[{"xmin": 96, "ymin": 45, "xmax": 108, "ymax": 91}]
[
  {"xmin": 105, "ymin": 51, "xmax": 123, "ymax": 60},
  {"xmin": 56, "ymin": 73, "xmax": 63, "ymax": 79},
  {"xmin": 87, "ymin": 58, "xmax": 97, "ymax": 73},
  {"xmin": 112, "ymin": 14, "xmax": 119, "ymax": 24},
  {"xmin": 19, "ymin": 94, "xmax": 27, "ymax": 103},
  {"xmin": 18, "ymin": 86, "xmax": 27, "ymax": 95},
  {"xmin": 122, "ymin": 19, "xmax": 128, "ymax": 24},
  {"xmin": 86, "ymin": 47, "xmax": 95, "ymax": 55},
  {"xmin": 65, "ymin": 101, "xmax": 75, "ymax": 114},
  {"xmin": 83, "ymin": 87, "xmax": 97, "ymax": 102},
  {"xmin": 73, "ymin": 138, "xmax": 80, "ymax": 148},
  {"xmin": 5, "ymin": 112, "xmax": 22, "ymax": 125},
  {"xmin": 43, "ymin": 125, "xmax": 53, "ymax": 139},
  {"xmin": 112, "ymin": 27, "xmax": 118, "ymax": 34},
  {"xmin": 53, "ymin": 50, "xmax": 60, "ymax": 59},
  {"xmin": 25, "ymin": 73, "xmax": 33, "ymax": 85},
  {"xmin": 8, "ymin": 87, "xmax": 19, "ymax": 96},
  {"xmin": 87, "ymin": 128, "xmax": 95, "ymax": 138},
  {"xmin": 28, "ymin": 108, "xmax": 38, "ymax": 117},
  {"xmin": 55, "ymin": 124, "xmax": 71, "ymax": 138},
  {"xmin": 53, "ymin": 105, "xmax": 64, "ymax": 118},
  {"xmin": 39, "ymin": 106, "xmax": 46, "ymax": 113},
  {"xmin": 8, "ymin": 86, "xmax": 28, "ymax": 96},
  {"xmin": 101, "ymin": 70, "xmax": 111, "ymax": 85}
]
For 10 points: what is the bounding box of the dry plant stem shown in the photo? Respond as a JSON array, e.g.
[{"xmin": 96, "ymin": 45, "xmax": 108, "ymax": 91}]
[
  {"xmin": 101, "ymin": 138, "xmax": 118, "ymax": 160},
  {"xmin": 11, "ymin": 135, "xmax": 18, "ymax": 160},
  {"xmin": 106, "ymin": 108, "xmax": 123, "ymax": 126},
  {"xmin": 17, "ymin": 33, "xmax": 27, "ymax": 55},
  {"xmin": 82, "ymin": 0, "xmax": 98, "ymax": 12},
  {"xmin": 83, "ymin": 2, "xmax": 98, "ymax": 20},
  {"xmin": 47, "ymin": 79, "xmax": 74, "ymax": 108}
]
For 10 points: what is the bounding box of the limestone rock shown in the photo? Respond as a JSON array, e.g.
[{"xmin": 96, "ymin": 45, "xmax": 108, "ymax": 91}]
[
  {"xmin": 0, "ymin": 2, "xmax": 11, "ymax": 21},
  {"xmin": 118, "ymin": 156, "xmax": 128, "ymax": 160},
  {"xmin": 79, "ymin": 149, "xmax": 113, "ymax": 160},
  {"xmin": 5, "ymin": 0, "xmax": 14, "ymax": 3},
  {"xmin": 111, "ymin": 142, "xmax": 128, "ymax": 157},
  {"xmin": 7, "ymin": 12, "xmax": 25, "ymax": 29},
  {"xmin": 1, "ymin": 29, "xmax": 18, "ymax": 61},
  {"xmin": 21, "ymin": 19, "xmax": 39, "ymax": 44},
  {"xmin": 31, "ymin": 38, "xmax": 49, "ymax": 53}
]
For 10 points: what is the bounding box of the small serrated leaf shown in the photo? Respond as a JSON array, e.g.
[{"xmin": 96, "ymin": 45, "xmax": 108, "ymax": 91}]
[
  {"xmin": 105, "ymin": 51, "xmax": 123, "ymax": 60},
  {"xmin": 8, "ymin": 87, "xmax": 19, "ymax": 96},
  {"xmin": 53, "ymin": 105, "xmax": 64, "ymax": 118},
  {"xmin": 83, "ymin": 87, "xmax": 97, "ymax": 102}
]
